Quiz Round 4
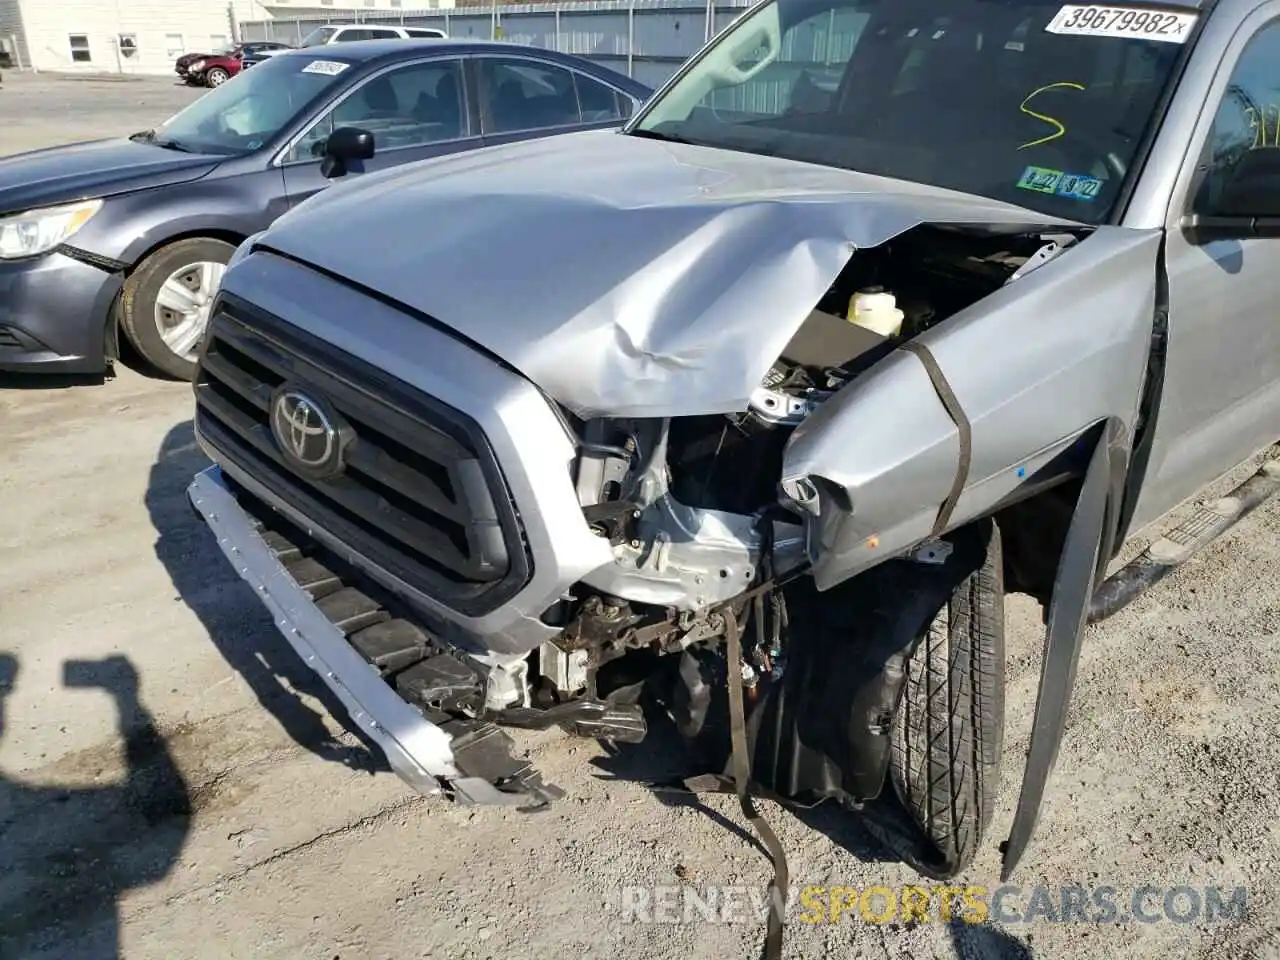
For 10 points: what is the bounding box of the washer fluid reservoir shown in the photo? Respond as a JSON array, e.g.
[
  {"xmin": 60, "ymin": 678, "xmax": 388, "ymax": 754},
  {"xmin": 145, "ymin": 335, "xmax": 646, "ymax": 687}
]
[{"xmin": 848, "ymin": 287, "xmax": 904, "ymax": 338}]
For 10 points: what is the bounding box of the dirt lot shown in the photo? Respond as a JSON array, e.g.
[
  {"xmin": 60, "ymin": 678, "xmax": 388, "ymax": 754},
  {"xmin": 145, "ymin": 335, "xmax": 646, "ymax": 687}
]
[{"xmin": 2, "ymin": 73, "xmax": 1279, "ymax": 960}]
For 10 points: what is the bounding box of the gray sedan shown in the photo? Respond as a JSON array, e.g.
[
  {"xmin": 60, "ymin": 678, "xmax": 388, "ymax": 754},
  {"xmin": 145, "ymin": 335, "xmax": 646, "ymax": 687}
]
[{"xmin": 0, "ymin": 40, "xmax": 650, "ymax": 379}]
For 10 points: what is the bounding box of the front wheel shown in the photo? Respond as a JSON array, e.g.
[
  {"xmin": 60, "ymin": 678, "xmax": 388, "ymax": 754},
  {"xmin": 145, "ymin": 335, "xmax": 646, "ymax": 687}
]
[
  {"xmin": 119, "ymin": 237, "xmax": 234, "ymax": 380},
  {"xmin": 864, "ymin": 519, "xmax": 1006, "ymax": 879},
  {"xmin": 205, "ymin": 68, "xmax": 229, "ymax": 87}
]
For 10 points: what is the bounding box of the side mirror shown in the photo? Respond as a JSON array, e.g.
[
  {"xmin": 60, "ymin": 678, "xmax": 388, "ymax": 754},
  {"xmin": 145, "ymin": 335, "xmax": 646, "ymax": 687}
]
[
  {"xmin": 1184, "ymin": 148, "xmax": 1280, "ymax": 243},
  {"xmin": 320, "ymin": 126, "xmax": 376, "ymax": 179},
  {"xmin": 1179, "ymin": 214, "xmax": 1280, "ymax": 244}
]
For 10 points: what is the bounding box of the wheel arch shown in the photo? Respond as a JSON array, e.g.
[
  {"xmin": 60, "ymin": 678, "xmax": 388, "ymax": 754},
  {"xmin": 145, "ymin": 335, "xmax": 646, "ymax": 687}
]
[
  {"xmin": 109, "ymin": 228, "xmax": 248, "ymax": 352},
  {"xmin": 993, "ymin": 418, "xmax": 1130, "ymax": 610},
  {"xmin": 115, "ymin": 233, "xmax": 243, "ymax": 377},
  {"xmin": 849, "ymin": 417, "xmax": 1127, "ymax": 878},
  {"xmin": 122, "ymin": 228, "xmax": 249, "ymax": 278}
]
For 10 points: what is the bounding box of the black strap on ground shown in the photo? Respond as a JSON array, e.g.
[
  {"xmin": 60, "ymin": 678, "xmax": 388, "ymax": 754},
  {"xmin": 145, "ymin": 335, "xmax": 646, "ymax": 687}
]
[
  {"xmin": 723, "ymin": 607, "xmax": 790, "ymax": 960},
  {"xmin": 898, "ymin": 340, "xmax": 973, "ymax": 537},
  {"xmin": 655, "ymin": 773, "xmax": 829, "ymax": 812}
]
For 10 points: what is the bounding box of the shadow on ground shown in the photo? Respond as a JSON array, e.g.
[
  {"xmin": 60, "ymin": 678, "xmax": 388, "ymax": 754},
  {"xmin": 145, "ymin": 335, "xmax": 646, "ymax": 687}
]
[
  {"xmin": 948, "ymin": 918, "xmax": 1035, "ymax": 959},
  {"xmin": 0, "ymin": 372, "xmax": 107, "ymax": 391},
  {"xmin": 0, "ymin": 653, "xmax": 191, "ymax": 960},
  {"xmin": 590, "ymin": 680, "xmax": 1038, "ymax": 960},
  {"xmin": 139, "ymin": 420, "xmax": 1035, "ymax": 960},
  {"xmin": 0, "ymin": 340, "xmax": 159, "ymax": 391},
  {"xmin": 145, "ymin": 419, "xmax": 386, "ymax": 775},
  {"xmin": 589, "ymin": 691, "xmax": 896, "ymax": 868}
]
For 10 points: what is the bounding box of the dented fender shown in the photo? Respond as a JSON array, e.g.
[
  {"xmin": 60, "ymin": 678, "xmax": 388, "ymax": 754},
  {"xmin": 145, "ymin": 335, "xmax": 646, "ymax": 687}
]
[{"xmin": 781, "ymin": 226, "xmax": 1163, "ymax": 590}]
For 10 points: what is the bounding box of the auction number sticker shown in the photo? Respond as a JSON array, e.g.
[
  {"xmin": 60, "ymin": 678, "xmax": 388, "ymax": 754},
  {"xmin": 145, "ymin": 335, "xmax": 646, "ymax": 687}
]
[
  {"xmin": 1046, "ymin": 5, "xmax": 1198, "ymax": 42},
  {"xmin": 301, "ymin": 59, "xmax": 350, "ymax": 76}
]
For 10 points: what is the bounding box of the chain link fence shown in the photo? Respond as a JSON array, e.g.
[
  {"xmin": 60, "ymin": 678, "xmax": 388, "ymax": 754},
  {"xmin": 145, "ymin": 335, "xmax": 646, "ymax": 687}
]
[{"xmin": 238, "ymin": 0, "xmax": 755, "ymax": 88}]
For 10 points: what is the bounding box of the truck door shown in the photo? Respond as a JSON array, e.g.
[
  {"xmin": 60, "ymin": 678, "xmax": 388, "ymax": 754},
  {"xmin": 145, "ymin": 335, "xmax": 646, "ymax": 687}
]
[
  {"xmin": 281, "ymin": 56, "xmax": 482, "ymax": 207},
  {"xmin": 1133, "ymin": 9, "xmax": 1280, "ymax": 529}
]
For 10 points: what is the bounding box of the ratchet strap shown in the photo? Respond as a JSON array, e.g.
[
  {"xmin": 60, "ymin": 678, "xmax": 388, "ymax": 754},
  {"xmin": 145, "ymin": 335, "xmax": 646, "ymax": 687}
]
[
  {"xmin": 899, "ymin": 340, "xmax": 972, "ymax": 537},
  {"xmin": 725, "ymin": 607, "xmax": 789, "ymax": 960},
  {"xmin": 650, "ymin": 606, "xmax": 790, "ymax": 960}
]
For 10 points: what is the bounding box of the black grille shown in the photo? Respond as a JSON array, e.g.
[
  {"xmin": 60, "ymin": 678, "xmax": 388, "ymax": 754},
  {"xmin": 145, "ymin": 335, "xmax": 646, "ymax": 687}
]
[
  {"xmin": 194, "ymin": 293, "xmax": 532, "ymax": 617},
  {"xmin": 0, "ymin": 327, "xmax": 23, "ymax": 349}
]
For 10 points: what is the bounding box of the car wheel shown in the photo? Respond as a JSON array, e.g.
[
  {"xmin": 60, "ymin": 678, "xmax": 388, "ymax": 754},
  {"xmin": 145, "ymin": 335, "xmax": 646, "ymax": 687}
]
[
  {"xmin": 119, "ymin": 237, "xmax": 235, "ymax": 380},
  {"xmin": 206, "ymin": 68, "xmax": 229, "ymax": 87},
  {"xmin": 862, "ymin": 519, "xmax": 1005, "ymax": 879}
]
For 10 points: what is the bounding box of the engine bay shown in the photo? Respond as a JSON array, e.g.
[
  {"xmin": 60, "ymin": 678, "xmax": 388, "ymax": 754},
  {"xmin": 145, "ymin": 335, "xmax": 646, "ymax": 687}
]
[
  {"xmin": 663, "ymin": 224, "xmax": 1080, "ymax": 517},
  {"xmin": 473, "ymin": 221, "xmax": 1087, "ymax": 748},
  {"xmin": 515, "ymin": 223, "xmax": 1083, "ymax": 690}
]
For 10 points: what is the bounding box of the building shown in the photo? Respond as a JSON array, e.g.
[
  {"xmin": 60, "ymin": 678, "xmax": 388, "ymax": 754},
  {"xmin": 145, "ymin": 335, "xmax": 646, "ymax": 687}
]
[{"xmin": 0, "ymin": 0, "xmax": 455, "ymax": 75}]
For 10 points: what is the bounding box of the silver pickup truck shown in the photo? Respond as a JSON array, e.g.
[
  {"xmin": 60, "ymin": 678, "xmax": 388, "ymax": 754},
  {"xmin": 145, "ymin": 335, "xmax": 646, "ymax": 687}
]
[{"xmin": 186, "ymin": 0, "xmax": 1280, "ymax": 902}]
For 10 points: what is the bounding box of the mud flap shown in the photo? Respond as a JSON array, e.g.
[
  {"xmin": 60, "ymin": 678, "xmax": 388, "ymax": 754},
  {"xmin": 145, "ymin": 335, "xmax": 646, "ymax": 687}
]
[{"xmin": 1000, "ymin": 435, "xmax": 1112, "ymax": 880}]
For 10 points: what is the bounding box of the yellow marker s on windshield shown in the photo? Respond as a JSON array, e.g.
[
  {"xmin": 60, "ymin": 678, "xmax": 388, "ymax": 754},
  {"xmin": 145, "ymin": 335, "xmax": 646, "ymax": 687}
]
[{"xmin": 1018, "ymin": 82, "xmax": 1086, "ymax": 150}]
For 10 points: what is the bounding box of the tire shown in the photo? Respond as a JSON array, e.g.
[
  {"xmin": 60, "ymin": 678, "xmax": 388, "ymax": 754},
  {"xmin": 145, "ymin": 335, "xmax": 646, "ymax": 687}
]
[
  {"xmin": 119, "ymin": 237, "xmax": 235, "ymax": 381},
  {"xmin": 863, "ymin": 519, "xmax": 1005, "ymax": 879},
  {"xmin": 205, "ymin": 68, "xmax": 229, "ymax": 87}
]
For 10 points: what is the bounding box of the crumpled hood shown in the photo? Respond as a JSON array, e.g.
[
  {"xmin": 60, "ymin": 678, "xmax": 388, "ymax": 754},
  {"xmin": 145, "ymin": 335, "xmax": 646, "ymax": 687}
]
[
  {"xmin": 0, "ymin": 139, "xmax": 220, "ymax": 217},
  {"xmin": 255, "ymin": 129, "xmax": 1077, "ymax": 418}
]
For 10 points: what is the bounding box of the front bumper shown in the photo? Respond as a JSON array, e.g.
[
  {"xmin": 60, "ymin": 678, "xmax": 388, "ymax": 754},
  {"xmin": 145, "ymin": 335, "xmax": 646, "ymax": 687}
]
[
  {"xmin": 190, "ymin": 465, "xmax": 460, "ymax": 791},
  {"xmin": 188, "ymin": 464, "xmax": 561, "ymax": 806},
  {"xmin": 0, "ymin": 249, "xmax": 122, "ymax": 374}
]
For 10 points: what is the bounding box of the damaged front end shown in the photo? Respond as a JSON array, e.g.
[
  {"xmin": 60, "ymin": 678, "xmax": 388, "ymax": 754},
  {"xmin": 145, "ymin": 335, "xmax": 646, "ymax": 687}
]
[
  {"xmin": 509, "ymin": 220, "xmax": 1093, "ymax": 802},
  {"xmin": 192, "ymin": 156, "xmax": 1157, "ymax": 890}
]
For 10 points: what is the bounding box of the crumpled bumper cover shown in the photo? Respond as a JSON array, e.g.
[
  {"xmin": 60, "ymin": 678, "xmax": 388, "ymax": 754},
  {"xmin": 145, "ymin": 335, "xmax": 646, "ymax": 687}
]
[{"xmin": 187, "ymin": 464, "xmax": 561, "ymax": 807}]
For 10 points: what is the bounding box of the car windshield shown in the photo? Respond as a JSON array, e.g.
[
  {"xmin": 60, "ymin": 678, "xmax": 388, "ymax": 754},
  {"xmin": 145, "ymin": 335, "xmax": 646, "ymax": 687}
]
[
  {"xmin": 629, "ymin": 0, "xmax": 1197, "ymax": 223},
  {"xmin": 298, "ymin": 26, "xmax": 340, "ymax": 48},
  {"xmin": 151, "ymin": 53, "xmax": 352, "ymax": 155}
]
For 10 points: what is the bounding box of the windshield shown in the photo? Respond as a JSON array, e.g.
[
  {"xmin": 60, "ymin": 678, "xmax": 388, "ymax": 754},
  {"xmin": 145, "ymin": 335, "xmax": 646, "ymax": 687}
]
[
  {"xmin": 298, "ymin": 26, "xmax": 339, "ymax": 48},
  {"xmin": 629, "ymin": 0, "xmax": 1197, "ymax": 223},
  {"xmin": 152, "ymin": 53, "xmax": 352, "ymax": 155}
]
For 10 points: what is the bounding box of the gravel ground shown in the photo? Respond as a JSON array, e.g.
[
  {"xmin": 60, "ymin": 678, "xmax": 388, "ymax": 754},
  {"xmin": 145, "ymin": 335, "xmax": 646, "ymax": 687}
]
[{"xmin": 2, "ymin": 73, "xmax": 1279, "ymax": 960}]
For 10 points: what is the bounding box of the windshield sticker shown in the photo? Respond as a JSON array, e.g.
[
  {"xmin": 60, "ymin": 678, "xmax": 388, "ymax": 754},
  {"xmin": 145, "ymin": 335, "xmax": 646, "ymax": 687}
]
[
  {"xmin": 1056, "ymin": 172, "xmax": 1105, "ymax": 201},
  {"xmin": 301, "ymin": 59, "xmax": 350, "ymax": 76},
  {"xmin": 1046, "ymin": 6, "xmax": 1198, "ymax": 43},
  {"xmin": 1017, "ymin": 166, "xmax": 1064, "ymax": 195},
  {"xmin": 1018, "ymin": 81, "xmax": 1085, "ymax": 150},
  {"xmin": 1017, "ymin": 166, "xmax": 1105, "ymax": 201}
]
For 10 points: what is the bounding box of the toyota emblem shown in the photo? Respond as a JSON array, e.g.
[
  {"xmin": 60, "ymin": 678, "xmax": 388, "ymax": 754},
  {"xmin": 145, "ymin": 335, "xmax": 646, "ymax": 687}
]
[{"xmin": 270, "ymin": 388, "xmax": 346, "ymax": 478}]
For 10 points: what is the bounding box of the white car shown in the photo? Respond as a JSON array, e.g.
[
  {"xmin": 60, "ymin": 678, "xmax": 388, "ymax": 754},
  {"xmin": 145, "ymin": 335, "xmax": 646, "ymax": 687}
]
[
  {"xmin": 296, "ymin": 24, "xmax": 447, "ymax": 47},
  {"xmin": 242, "ymin": 26, "xmax": 448, "ymax": 71}
]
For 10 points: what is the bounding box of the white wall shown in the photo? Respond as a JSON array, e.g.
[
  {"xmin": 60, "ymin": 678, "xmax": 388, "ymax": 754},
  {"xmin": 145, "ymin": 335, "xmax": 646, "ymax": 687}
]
[
  {"xmin": 19, "ymin": 0, "xmax": 263, "ymax": 74},
  {"xmin": 0, "ymin": 0, "xmax": 28, "ymax": 69},
  {"xmin": 14, "ymin": 0, "xmax": 457, "ymax": 75}
]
